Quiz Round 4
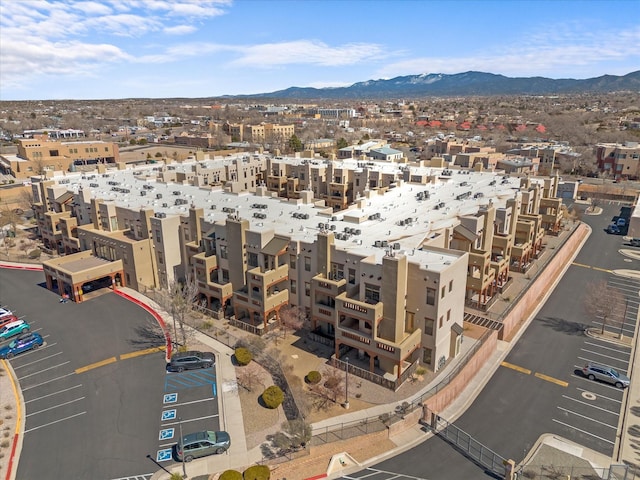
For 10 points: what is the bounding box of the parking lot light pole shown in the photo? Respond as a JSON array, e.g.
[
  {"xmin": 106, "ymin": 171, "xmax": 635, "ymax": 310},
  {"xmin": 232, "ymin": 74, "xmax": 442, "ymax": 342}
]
[{"xmin": 179, "ymin": 417, "xmax": 187, "ymax": 478}]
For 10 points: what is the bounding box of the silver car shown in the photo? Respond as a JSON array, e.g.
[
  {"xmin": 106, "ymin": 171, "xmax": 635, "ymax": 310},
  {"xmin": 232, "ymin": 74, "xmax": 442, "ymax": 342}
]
[{"xmin": 582, "ymin": 363, "xmax": 630, "ymax": 388}]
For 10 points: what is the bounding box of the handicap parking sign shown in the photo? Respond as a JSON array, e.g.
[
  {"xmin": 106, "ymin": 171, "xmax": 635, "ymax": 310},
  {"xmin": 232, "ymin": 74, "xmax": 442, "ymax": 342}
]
[
  {"xmin": 161, "ymin": 409, "xmax": 176, "ymax": 421},
  {"xmin": 159, "ymin": 428, "xmax": 175, "ymax": 440},
  {"xmin": 156, "ymin": 448, "xmax": 173, "ymax": 462},
  {"xmin": 163, "ymin": 393, "xmax": 178, "ymax": 404}
]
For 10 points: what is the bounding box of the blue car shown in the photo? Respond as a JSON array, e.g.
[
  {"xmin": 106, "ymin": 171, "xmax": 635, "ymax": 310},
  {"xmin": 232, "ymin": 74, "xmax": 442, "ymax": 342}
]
[{"xmin": 0, "ymin": 332, "xmax": 43, "ymax": 359}]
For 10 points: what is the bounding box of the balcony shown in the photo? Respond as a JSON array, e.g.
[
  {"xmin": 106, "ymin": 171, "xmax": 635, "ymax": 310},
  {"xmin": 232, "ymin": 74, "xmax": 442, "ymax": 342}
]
[
  {"xmin": 335, "ymin": 293, "xmax": 383, "ymax": 324},
  {"xmin": 193, "ymin": 251, "xmax": 218, "ymax": 272},
  {"xmin": 248, "ymin": 263, "xmax": 289, "ymax": 289},
  {"xmin": 312, "ymin": 274, "xmax": 346, "ymax": 296},
  {"xmin": 312, "ymin": 302, "xmax": 336, "ymax": 322},
  {"xmin": 234, "ymin": 287, "xmax": 289, "ymax": 313},
  {"xmin": 197, "ymin": 278, "xmax": 233, "ymax": 301},
  {"xmin": 335, "ymin": 323, "xmax": 422, "ymax": 364}
]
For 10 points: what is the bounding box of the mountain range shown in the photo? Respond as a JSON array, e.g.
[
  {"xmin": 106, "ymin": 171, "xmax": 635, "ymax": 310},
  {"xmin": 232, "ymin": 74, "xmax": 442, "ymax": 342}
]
[{"xmin": 234, "ymin": 70, "xmax": 640, "ymax": 100}]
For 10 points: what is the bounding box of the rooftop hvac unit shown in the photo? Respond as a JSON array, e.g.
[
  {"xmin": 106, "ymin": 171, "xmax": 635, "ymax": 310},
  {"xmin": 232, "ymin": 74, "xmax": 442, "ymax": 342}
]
[
  {"xmin": 375, "ymin": 240, "xmax": 382, "ymax": 247},
  {"xmin": 393, "ymin": 243, "xmax": 400, "ymax": 250},
  {"xmin": 162, "ymin": 203, "xmax": 168, "ymax": 208},
  {"xmin": 331, "ymin": 216, "xmax": 337, "ymax": 221},
  {"xmin": 355, "ymin": 229, "xmax": 361, "ymax": 235},
  {"xmin": 381, "ymin": 241, "xmax": 388, "ymax": 247},
  {"xmin": 156, "ymin": 193, "xmax": 163, "ymax": 199},
  {"xmin": 330, "ymin": 225, "xmax": 336, "ymax": 230},
  {"xmin": 325, "ymin": 224, "xmax": 330, "ymax": 230},
  {"xmin": 210, "ymin": 205, "xmax": 216, "ymax": 210},
  {"xmin": 140, "ymin": 191, "xmax": 146, "ymax": 196},
  {"xmin": 399, "ymin": 220, "xmax": 405, "ymax": 226},
  {"xmin": 318, "ymin": 222, "xmax": 325, "ymax": 228},
  {"xmin": 155, "ymin": 212, "xmax": 166, "ymax": 219}
]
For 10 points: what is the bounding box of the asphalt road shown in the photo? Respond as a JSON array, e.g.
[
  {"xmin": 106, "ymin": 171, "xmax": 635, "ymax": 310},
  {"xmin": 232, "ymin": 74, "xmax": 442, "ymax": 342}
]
[
  {"xmin": 0, "ymin": 269, "xmax": 168, "ymax": 479},
  {"xmin": 356, "ymin": 201, "xmax": 639, "ymax": 479}
]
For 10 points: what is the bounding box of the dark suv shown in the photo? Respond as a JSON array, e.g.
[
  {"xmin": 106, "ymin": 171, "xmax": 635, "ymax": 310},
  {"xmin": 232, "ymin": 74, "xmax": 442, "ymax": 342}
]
[{"xmin": 167, "ymin": 351, "xmax": 215, "ymax": 372}]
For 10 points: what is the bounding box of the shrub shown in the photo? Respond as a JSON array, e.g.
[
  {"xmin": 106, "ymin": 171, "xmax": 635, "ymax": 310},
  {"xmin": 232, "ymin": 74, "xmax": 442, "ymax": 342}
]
[
  {"xmin": 219, "ymin": 470, "xmax": 243, "ymax": 480},
  {"xmin": 306, "ymin": 370, "xmax": 321, "ymax": 384},
  {"xmin": 235, "ymin": 347, "xmax": 252, "ymax": 366},
  {"xmin": 261, "ymin": 385, "xmax": 284, "ymax": 409},
  {"xmin": 243, "ymin": 464, "xmax": 270, "ymax": 480},
  {"xmin": 27, "ymin": 248, "xmax": 41, "ymax": 259}
]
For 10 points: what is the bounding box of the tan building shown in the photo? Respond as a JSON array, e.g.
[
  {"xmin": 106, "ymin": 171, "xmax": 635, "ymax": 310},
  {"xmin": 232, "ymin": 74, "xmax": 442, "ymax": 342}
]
[
  {"xmin": 596, "ymin": 141, "xmax": 640, "ymax": 180},
  {"xmin": 0, "ymin": 136, "xmax": 120, "ymax": 180}
]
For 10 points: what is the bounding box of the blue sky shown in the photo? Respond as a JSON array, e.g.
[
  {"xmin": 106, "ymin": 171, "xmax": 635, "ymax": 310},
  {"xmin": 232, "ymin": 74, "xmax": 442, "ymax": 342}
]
[{"xmin": 1, "ymin": 0, "xmax": 638, "ymax": 101}]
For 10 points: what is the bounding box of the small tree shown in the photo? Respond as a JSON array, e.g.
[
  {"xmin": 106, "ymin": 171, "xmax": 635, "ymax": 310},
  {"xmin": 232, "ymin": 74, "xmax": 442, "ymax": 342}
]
[
  {"xmin": 155, "ymin": 272, "xmax": 199, "ymax": 348},
  {"xmin": 237, "ymin": 363, "xmax": 263, "ymax": 392},
  {"xmin": 278, "ymin": 305, "xmax": 306, "ymax": 338},
  {"xmin": 584, "ymin": 280, "xmax": 625, "ymax": 334},
  {"xmin": 288, "ymin": 134, "xmax": 303, "ymax": 152}
]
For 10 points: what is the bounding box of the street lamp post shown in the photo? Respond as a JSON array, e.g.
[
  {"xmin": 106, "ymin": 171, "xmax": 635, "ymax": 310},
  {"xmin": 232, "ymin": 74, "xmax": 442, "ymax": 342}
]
[
  {"xmin": 178, "ymin": 417, "xmax": 187, "ymax": 478},
  {"xmin": 344, "ymin": 357, "xmax": 350, "ymax": 410}
]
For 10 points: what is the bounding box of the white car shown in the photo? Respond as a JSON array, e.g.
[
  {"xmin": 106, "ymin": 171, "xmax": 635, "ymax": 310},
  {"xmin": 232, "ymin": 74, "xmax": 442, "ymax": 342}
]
[{"xmin": 0, "ymin": 307, "xmax": 13, "ymax": 320}]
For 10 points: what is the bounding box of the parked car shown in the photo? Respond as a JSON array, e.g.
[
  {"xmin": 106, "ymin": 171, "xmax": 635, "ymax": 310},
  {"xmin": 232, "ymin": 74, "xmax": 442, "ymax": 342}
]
[
  {"xmin": 582, "ymin": 363, "xmax": 630, "ymax": 388},
  {"xmin": 0, "ymin": 314, "xmax": 19, "ymax": 329},
  {"xmin": 0, "ymin": 307, "xmax": 13, "ymax": 321},
  {"xmin": 630, "ymin": 238, "xmax": 640, "ymax": 247},
  {"xmin": 167, "ymin": 351, "xmax": 215, "ymax": 372},
  {"xmin": 174, "ymin": 430, "xmax": 230, "ymax": 462},
  {"xmin": 0, "ymin": 320, "xmax": 30, "ymax": 340},
  {"xmin": 0, "ymin": 332, "xmax": 43, "ymax": 358},
  {"xmin": 606, "ymin": 224, "xmax": 620, "ymax": 234}
]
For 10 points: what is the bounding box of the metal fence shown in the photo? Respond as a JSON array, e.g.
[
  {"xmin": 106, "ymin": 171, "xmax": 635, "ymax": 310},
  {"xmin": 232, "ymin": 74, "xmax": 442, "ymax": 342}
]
[
  {"xmin": 426, "ymin": 411, "xmax": 506, "ymax": 478},
  {"xmin": 311, "ymin": 415, "xmax": 392, "ymax": 446}
]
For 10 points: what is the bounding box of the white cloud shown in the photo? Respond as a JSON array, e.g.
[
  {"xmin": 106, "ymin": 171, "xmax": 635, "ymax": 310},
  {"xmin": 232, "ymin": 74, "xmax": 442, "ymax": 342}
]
[
  {"xmin": 164, "ymin": 24, "xmax": 197, "ymax": 35},
  {"xmin": 377, "ymin": 25, "xmax": 640, "ymax": 79},
  {"xmin": 229, "ymin": 40, "xmax": 388, "ymax": 68}
]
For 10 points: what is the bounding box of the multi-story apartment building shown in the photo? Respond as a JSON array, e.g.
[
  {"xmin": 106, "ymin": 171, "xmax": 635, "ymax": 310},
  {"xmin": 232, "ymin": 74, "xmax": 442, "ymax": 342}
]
[
  {"xmin": 595, "ymin": 142, "xmax": 640, "ymax": 180},
  {"xmin": 0, "ymin": 135, "xmax": 120, "ymax": 180},
  {"xmin": 34, "ymin": 150, "xmax": 565, "ymax": 385},
  {"xmin": 222, "ymin": 122, "xmax": 295, "ymax": 143}
]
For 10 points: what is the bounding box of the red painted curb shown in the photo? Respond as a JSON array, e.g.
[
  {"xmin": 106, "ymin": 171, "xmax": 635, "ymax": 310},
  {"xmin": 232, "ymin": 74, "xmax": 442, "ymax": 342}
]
[
  {"xmin": 0, "ymin": 263, "xmax": 43, "ymax": 271},
  {"xmin": 304, "ymin": 474, "xmax": 327, "ymax": 480},
  {"xmin": 114, "ymin": 290, "xmax": 172, "ymax": 360},
  {"xmin": 5, "ymin": 433, "xmax": 19, "ymax": 480}
]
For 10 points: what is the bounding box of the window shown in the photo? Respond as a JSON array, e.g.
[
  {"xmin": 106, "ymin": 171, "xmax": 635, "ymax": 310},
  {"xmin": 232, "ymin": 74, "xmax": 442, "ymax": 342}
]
[
  {"xmin": 304, "ymin": 256, "xmax": 311, "ymax": 272},
  {"xmin": 348, "ymin": 268, "xmax": 356, "ymax": 284},
  {"xmin": 425, "ymin": 318, "xmax": 434, "ymax": 336},
  {"xmin": 405, "ymin": 311, "xmax": 415, "ymax": 332},
  {"xmin": 449, "ymin": 280, "xmax": 453, "ymax": 292},
  {"xmin": 221, "ymin": 269, "xmax": 230, "ymax": 283},
  {"xmin": 247, "ymin": 252, "xmax": 258, "ymax": 267},
  {"xmin": 220, "ymin": 245, "xmax": 228, "ymax": 259},
  {"xmin": 304, "ymin": 282, "xmax": 310, "ymax": 297},
  {"xmin": 441, "ymin": 286, "xmax": 446, "ymax": 299},
  {"xmin": 447, "ymin": 309, "xmax": 451, "ymax": 322},
  {"xmin": 290, "ymin": 280, "xmax": 297, "ymax": 294},
  {"xmin": 290, "ymin": 255, "xmax": 296, "ymax": 269},
  {"xmin": 365, "ymin": 284, "xmax": 380, "ymax": 304},
  {"xmin": 439, "ymin": 316, "xmax": 443, "ymax": 328},
  {"xmin": 426, "ymin": 287, "xmax": 436, "ymax": 305}
]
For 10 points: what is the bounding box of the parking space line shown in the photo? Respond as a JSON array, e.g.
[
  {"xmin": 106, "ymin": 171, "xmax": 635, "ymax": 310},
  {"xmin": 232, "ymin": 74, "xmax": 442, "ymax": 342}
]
[
  {"xmin": 575, "ymin": 388, "xmax": 622, "ymax": 404},
  {"xmin": 75, "ymin": 357, "xmax": 117, "ymax": 374},
  {"xmin": 26, "ymin": 384, "xmax": 83, "ymax": 404},
  {"xmin": 162, "ymin": 414, "xmax": 219, "ymax": 426},
  {"xmin": 13, "ymin": 350, "xmax": 63, "ymax": 369},
  {"xmin": 119, "ymin": 346, "xmax": 165, "ymax": 360},
  {"xmin": 561, "ymin": 395, "xmax": 621, "ymax": 415},
  {"xmin": 534, "ymin": 372, "xmax": 568, "ymax": 387},
  {"xmin": 500, "ymin": 361, "xmax": 531, "ymax": 374},
  {"xmin": 583, "ymin": 341, "xmax": 631, "ymax": 353},
  {"xmin": 169, "ymin": 398, "xmax": 215, "ymax": 408},
  {"xmin": 552, "ymin": 419, "xmax": 615, "ymax": 445},
  {"xmin": 26, "ymin": 397, "xmax": 85, "ymax": 417},
  {"xmin": 579, "ymin": 348, "xmax": 630, "ymax": 364},
  {"xmin": 20, "ymin": 362, "xmax": 70, "ymax": 379},
  {"xmin": 24, "ymin": 411, "xmax": 87, "ymax": 434},
  {"xmin": 22, "ymin": 372, "xmax": 76, "ymax": 391},
  {"xmin": 557, "ymin": 407, "xmax": 618, "ymax": 429}
]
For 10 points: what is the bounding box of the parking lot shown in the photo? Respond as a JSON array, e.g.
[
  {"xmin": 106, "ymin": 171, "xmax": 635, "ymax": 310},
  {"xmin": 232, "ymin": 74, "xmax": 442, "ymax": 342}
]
[
  {"xmin": 552, "ymin": 273, "xmax": 639, "ymax": 456},
  {"xmin": 154, "ymin": 363, "xmax": 221, "ymax": 464}
]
